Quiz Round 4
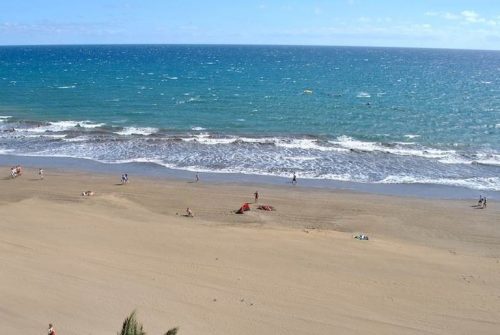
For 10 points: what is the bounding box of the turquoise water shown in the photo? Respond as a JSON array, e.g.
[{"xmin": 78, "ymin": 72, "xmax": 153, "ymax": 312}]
[{"xmin": 0, "ymin": 45, "xmax": 499, "ymax": 190}]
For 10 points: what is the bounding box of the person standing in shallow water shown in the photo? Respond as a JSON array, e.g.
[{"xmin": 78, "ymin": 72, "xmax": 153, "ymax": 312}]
[
  {"xmin": 292, "ymin": 172, "xmax": 297, "ymax": 185},
  {"xmin": 254, "ymin": 191, "xmax": 259, "ymax": 203},
  {"xmin": 195, "ymin": 173, "xmax": 199, "ymax": 182}
]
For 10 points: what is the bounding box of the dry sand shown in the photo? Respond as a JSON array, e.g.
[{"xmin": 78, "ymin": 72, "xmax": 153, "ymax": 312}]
[{"xmin": 0, "ymin": 168, "xmax": 499, "ymax": 334}]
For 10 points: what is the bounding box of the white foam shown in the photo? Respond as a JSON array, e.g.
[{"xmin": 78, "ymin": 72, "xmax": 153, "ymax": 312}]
[
  {"xmin": 180, "ymin": 134, "xmax": 457, "ymax": 157},
  {"xmin": 330, "ymin": 136, "xmax": 379, "ymax": 152},
  {"xmin": 283, "ymin": 156, "xmax": 319, "ymax": 162},
  {"xmin": 191, "ymin": 126, "xmax": 206, "ymax": 131},
  {"xmin": 153, "ymin": 164, "xmax": 283, "ymax": 177},
  {"xmin": 0, "ymin": 148, "xmax": 14, "ymax": 154},
  {"xmin": 150, "ymin": 164, "xmax": 368, "ymax": 183},
  {"xmin": 404, "ymin": 134, "xmax": 420, "ymax": 139},
  {"xmin": 310, "ymin": 172, "xmax": 368, "ymax": 182},
  {"xmin": 79, "ymin": 121, "xmax": 106, "ymax": 129},
  {"xmin": 331, "ymin": 136, "xmax": 456, "ymax": 159},
  {"xmin": 394, "ymin": 142, "xmax": 415, "ymax": 146},
  {"xmin": 438, "ymin": 156, "xmax": 472, "ymax": 165},
  {"xmin": 100, "ymin": 157, "xmax": 167, "ymax": 166},
  {"xmin": 437, "ymin": 152, "xmax": 500, "ymax": 166},
  {"xmin": 181, "ymin": 134, "xmax": 279, "ymax": 145},
  {"xmin": 187, "ymin": 133, "xmax": 237, "ymax": 145},
  {"xmin": 24, "ymin": 134, "xmax": 67, "ymax": 139},
  {"xmin": 115, "ymin": 127, "xmax": 158, "ymax": 136},
  {"xmin": 474, "ymin": 159, "xmax": 500, "ymax": 167},
  {"xmin": 23, "ymin": 120, "xmax": 105, "ymax": 133},
  {"xmin": 57, "ymin": 85, "xmax": 76, "ymax": 89},
  {"xmin": 379, "ymin": 175, "xmax": 500, "ymax": 191},
  {"xmin": 235, "ymin": 137, "xmax": 274, "ymax": 144},
  {"xmin": 275, "ymin": 138, "xmax": 348, "ymax": 152},
  {"xmin": 356, "ymin": 92, "xmax": 371, "ymax": 98},
  {"xmin": 187, "ymin": 96, "xmax": 201, "ymax": 102},
  {"xmin": 473, "ymin": 153, "xmax": 500, "ymax": 167},
  {"xmin": 62, "ymin": 136, "xmax": 90, "ymax": 142}
]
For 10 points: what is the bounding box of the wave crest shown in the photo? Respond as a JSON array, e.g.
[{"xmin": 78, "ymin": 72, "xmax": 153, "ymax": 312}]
[{"xmin": 115, "ymin": 127, "xmax": 158, "ymax": 136}]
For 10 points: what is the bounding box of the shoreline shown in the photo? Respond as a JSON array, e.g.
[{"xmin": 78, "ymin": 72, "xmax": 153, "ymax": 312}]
[
  {"xmin": 1, "ymin": 153, "xmax": 498, "ymax": 200},
  {"xmin": 2, "ymin": 164, "xmax": 497, "ymax": 255}
]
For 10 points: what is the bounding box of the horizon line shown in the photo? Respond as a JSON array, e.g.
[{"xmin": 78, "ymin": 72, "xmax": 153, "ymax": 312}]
[{"xmin": 0, "ymin": 42, "xmax": 499, "ymax": 52}]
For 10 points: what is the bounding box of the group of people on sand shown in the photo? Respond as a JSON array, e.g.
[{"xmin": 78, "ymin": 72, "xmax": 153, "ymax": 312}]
[
  {"xmin": 10, "ymin": 165, "xmax": 23, "ymax": 178},
  {"xmin": 9, "ymin": 166, "xmax": 45, "ymax": 180}
]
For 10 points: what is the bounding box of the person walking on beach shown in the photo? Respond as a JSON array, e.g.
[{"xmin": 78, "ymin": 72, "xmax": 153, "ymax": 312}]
[
  {"xmin": 195, "ymin": 173, "xmax": 199, "ymax": 182},
  {"xmin": 48, "ymin": 323, "xmax": 56, "ymax": 335},
  {"xmin": 292, "ymin": 172, "xmax": 297, "ymax": 185},
  {"xmin": 39, "ymin": 168, "xmax": 44, "ymax": 180},
  {"xmin": 254, "ymin": 191, "xmax": 259, "ymax": 203},
  {"xmin": 121, "ymin": 173, "xmax": 129, "ymax": 184}
]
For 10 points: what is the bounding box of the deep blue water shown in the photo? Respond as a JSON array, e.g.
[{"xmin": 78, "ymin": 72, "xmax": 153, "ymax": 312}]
[{"xmin": 0, "ymin": 45, "xmax": 499, "ymax": 191}]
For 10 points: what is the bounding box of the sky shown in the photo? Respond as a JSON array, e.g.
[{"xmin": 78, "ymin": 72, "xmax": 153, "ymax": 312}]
[{"xmin": 1, "ymin": 0, "xmax": 500, "ymax": 50}]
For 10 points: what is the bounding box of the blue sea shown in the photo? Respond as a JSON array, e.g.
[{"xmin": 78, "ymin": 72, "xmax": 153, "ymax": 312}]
[{"xmin": 0, "ymin": 45, "xmax": 499, "ymax": 192}]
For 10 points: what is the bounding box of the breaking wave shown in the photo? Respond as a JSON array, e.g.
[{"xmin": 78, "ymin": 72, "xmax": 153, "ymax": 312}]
[
  {"xmin": 114, "ymin": 127, "xmax": 159, "ymax": 136},
  {"xmin": 1, "ymin": 119, "xmax": 499, "ymax": 191}
]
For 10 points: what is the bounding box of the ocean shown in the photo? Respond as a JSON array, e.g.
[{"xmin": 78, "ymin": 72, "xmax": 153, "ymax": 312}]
[{"xmin": 0, "ymin": 45, "xmax": 499, "ymax": 192}]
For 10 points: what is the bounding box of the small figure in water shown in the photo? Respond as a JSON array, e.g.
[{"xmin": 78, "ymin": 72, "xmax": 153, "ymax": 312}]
[
  {"xmin": 292, "ymin": 172, "xmax": 297, "ymax": 185},
  {"xmin": 195, "ymin": 173, "xmax": 199, "ymax": 182}
]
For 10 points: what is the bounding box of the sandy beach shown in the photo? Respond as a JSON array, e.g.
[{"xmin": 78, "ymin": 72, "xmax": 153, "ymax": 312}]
[{"xmin": 0, "ymin": 167, "xmax": 499, "ymax": 334}]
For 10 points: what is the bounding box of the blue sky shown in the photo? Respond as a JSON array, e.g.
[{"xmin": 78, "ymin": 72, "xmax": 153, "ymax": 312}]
[{"xmin": 1, "ymin": 1, "xmax": 500, "ymax": 49}]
